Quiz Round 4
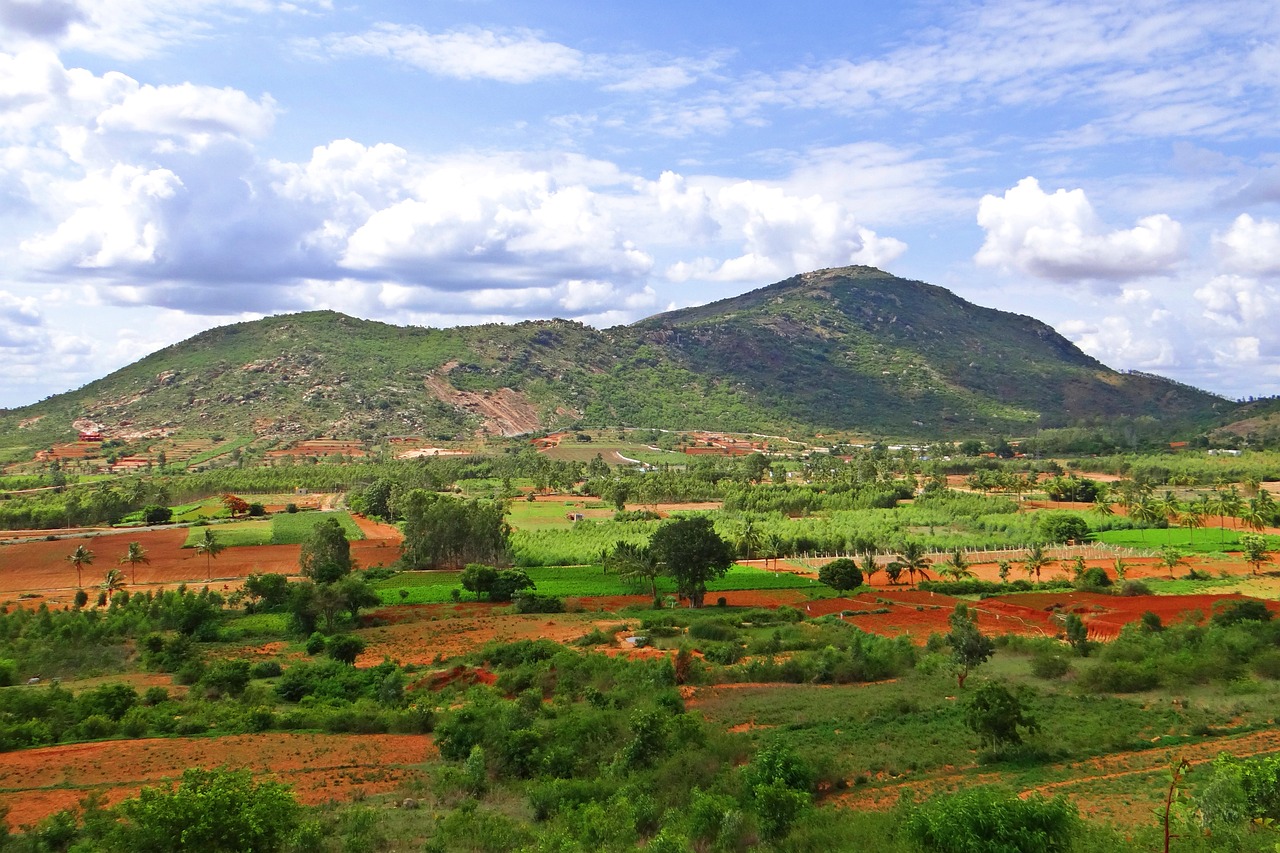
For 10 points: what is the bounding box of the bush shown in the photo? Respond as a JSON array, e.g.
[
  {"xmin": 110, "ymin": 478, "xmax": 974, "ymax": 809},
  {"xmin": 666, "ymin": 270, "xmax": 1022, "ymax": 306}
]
[
  {"xmin": 817, "ymin": 558, "xmax": 863, "ymax": 592},
  {"xmin": 688, "ymin": 619, "xmax": 739, "ymax": 641},
  {"xmin": 1029, "ymin": 653, "xmax": 1071, "ymax": 680},
  {"xmin": 905, "ymin": 786, "xmax": 1080, "ymax": 852},
  {"xmin": 1075, "ymin": 567, "xmax": 1110, "ymax": 588},
  {"xmin": 250, "ymin": 661, "xmax": 283, "ymax": 679},
  {"xmin": 1079, "ymin": 660, "xmax": 1160, "ymax": 693},
  {"xmin": 511, "ymin": 592, "xmax": 565, "ymax": 614},
  {"xmin": 247, "ymin": 503, "xmax": 266, "ymax": 517}
]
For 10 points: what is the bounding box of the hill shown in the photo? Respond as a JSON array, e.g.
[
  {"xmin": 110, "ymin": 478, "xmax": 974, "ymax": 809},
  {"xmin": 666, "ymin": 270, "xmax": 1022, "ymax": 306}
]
[{"xmin": 0, "ymin": 266, "xmax": 1234, "ymax": 452}]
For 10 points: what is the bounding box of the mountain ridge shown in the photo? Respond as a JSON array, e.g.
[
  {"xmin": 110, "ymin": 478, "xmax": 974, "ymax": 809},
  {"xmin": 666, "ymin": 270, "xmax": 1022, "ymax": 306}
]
[{"xmin": 0, "ymin": 267, "xmax": 1234, "ymax": 450}]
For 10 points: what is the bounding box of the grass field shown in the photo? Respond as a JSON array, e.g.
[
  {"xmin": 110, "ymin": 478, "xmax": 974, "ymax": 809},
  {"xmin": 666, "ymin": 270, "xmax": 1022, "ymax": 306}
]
[
  {"xmin": 505, "ymin": 499, "xmax": 612, "ymax": 531},
  {"xmin": 182, "ymin": 511, "xmax": 364, "ymax": 547},
  {"xmin": 269, "ymin": 510, "xmax": 364, "ymax": 545},
  {"xmin": 1093, "ymin": 527, "xmax": 1278, "ymax": 553},
  {"xmin": 374, "ymin": 562, "xmax": 823, "ymax": 605}
]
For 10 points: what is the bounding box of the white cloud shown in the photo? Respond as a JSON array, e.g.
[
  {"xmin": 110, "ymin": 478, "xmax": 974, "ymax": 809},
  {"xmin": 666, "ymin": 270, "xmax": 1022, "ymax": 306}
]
[
  {"xmin": 1194, "ymin": 274, "xmax": 1278, "ymax": 328},
  {"xmin": 1, "ymin": 0, "xmax": 333, "ymax": 60},
  {"xmin": 319, "ymin": 24, "xmax": 585, "ymax": 84},
  {"xmin": 664, "ymin": 179, "xmax": 905, "ymax": 283},
  {"xmin": 975, "ymin": 177, "xmax": 1182, "ymax": 281},
  {"xmin": 1058, "ymin": 314, "xmax": 1176, "ymax": 370},
  {"xmin": 1214, "ymin": 214, "xmax": 1280, "ymax": 276},
  {"xmin": 96, "ymin": 82, "xmax": 276, "ymax": 143}
]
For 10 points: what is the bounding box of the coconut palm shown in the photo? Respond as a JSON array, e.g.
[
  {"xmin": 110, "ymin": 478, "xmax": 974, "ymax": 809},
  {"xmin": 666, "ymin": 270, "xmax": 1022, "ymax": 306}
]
[
  {"xmin": 1211, "ymin": 486, "xmax": 1244, "ymax": 544},
  {"xmin": 858, "ymin": 551, "xmax": 880, "ymax": 586},
  {"xmin": 888, "ymin": 541, "xmax": 932, "ymax": 586},
  {"xmin": 760, "ymin": 533, "xmax": 785, "ymax": 570},
  {"xmin": 100, "ymin": 568, "xmax": 128, "ymax": 603},
  {"xmin": 1156, "ymin": 491, "xmax": 1182, "ymax": 526},
  {"xmin": 1022, "ymin": 544, "xmax": 1055, "ymax": 583},
  {"xmin": 119, "ymin": 541, "xmax": 150, "ymax": 586},
  {"xmin": 1180, "ymin": 503, "xmax": 1206, "ymax": 544},
  {"xmin": 1112, "ymin": 557, "xmax": 1129, "ymax": 583},
  {"xmin": 66, "ymin": 544, "xmax": 94, "ymax": 589},
  {"xmin": 1129, "ymin": 496, "xmax": 1162, "ymax": 542},
  {"xmin": 1241, "ymin": 498, "xmax": 1269, "ymax": 533},
  {"xmin": 194, "ymin": 528, "xmax": 224, "ymax": 582},
  {"xmin": 735, "ymin": 516, "xmax": 761, "ymax": 561},
  {"xmin": 939, "ymin": 548, "xmax": 975, "ymax": 582},
  {"xmin": 604, "ymin": 541, "xmax": 663, "ymax": 602}
]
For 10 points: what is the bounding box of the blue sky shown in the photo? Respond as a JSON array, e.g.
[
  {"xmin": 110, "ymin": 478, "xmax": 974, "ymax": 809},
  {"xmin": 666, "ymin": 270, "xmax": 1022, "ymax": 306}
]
[{"xmin": 0, "ymin": 0, "xmax": 1278, "ymax": 408}]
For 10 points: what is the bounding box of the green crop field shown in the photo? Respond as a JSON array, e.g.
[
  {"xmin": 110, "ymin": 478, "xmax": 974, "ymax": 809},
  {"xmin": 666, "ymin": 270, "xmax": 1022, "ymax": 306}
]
[
  {"xmin": 180, "ymin": 510, "xmax": 364, "ymax": 547},
  {"xmin": 269, "ymin": 510, "xmax": 364, "ymax": 544},
  {"xmin": 1092, "ymin": 527, "xmax": 1278, "ymax": 553},
  {"xmin": 375, "ymin": 562, "xmax": 822, "ymax": 605}
]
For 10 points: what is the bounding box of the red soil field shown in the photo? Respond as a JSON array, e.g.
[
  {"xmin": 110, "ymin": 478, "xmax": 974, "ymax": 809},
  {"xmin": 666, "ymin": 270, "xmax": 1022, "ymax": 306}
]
[
  {"xmin": 0, "ymin": 510, "xmax": 403, "ymax": 607},
  {"xmin": 0, "ymin": 733, "xmax": 434, "ymax": 831}
]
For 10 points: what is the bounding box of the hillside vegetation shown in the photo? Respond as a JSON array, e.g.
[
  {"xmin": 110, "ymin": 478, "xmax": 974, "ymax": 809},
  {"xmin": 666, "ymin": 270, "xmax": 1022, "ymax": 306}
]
[{"xmin": 0, "ymin": 266, "xmax": 1232, "ymax": 452}]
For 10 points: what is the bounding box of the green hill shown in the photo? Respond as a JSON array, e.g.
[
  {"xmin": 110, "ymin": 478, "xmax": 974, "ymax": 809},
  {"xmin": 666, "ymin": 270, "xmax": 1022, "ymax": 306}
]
[{"xmin": 0, "ymin": 266, "xmax": 1234, "ymax": 452}]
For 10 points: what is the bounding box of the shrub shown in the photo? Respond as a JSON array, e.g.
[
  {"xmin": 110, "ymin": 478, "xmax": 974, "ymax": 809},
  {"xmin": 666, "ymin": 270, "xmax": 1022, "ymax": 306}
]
[
  {"xmin": 906, "ymin": 786, "xmax": 1080, "ymax": 852},
  {"xmin": 250, "ymin": 661, "xmax": 283, "ymax": 679},
  {"xmin": 817, "ymin": 558, "xmax": 863, "ymax": 592},
  {"xmin": 1075, "ymin": 566, "xmax": 1110, "ymax": 588},
  {"xmin": 1029, "ymin": 653, "xmax": 1071, "ymax": 680},
  {"xmin": 1079, "ymin": 660, "xmax": 1160, "ymax": 693},
  {"xmin": 511, "ymin": 592, "xmax": 564, "ymax": 614}
]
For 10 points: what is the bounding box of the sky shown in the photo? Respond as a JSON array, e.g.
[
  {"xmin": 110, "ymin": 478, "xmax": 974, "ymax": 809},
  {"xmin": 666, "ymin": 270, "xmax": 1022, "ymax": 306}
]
[{"xmin": 0, "ymin": 0, "xmax": 1279, "ymax": 409}]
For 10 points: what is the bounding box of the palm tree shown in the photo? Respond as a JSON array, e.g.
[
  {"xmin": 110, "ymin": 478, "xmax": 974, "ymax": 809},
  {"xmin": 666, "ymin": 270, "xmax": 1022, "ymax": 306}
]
[
  {"xmin": 761, "ymin": 533, "xmax": 785, "ymax": 570},
  {"xmin": 100, "ymin": 568, "xmax": 128, "ymax": 603},
  {"xmin": 1181, "ymin": 503, "xmax": 1206, "ymax": 544},
  {"xmin": 939, "ymin": 548, "xmax": 975, "ymax": 582},
  {"xmin": 735, "ymin": 516, "xmax": 761, "ymax": 561},
  {"xmin": 889, "ymin": 541, "xmax": 932, "ymax": 586},
  {"xmin": 1129, "ymin": 496, "xmax": 1161, "ymax": 542},
  {"xmin": 194, "ymin": 529, "xmax": 224, "ymax": 582},
  {"xmin": 604, "ymin": 541, "xmax": 663, "ymax": 602},
  {"xmin": 1091, "ymin": 491, "xmax": 1115, "ymax": 521},
  {"xmin": 1156, "ymin": 491, "xmax": 1182, "ymax": 527},
  {"xmin": 1212, "ymin": 487, "xmax": 1244, "ymax": 545},
  {"xmin": 120, "ymin": 541, "xmax": 150, "ymax": 586},
  {"xmin": 858, "ymin": 551, "xmax": 879, "ymax": 586},
  {"xmin": 1112, "ymin": 557, "xmax": 1129, "ymax": 583},
  {"xmin": 1241, "ymin": 498, "xmax": 1269, "ymax": 533},
  {"xmin": 66, "ymin": 544, "xmax": 94, "ymax": 589},
  {"xmin": 1022, "ymin": 544, "xmax": 1055, "ymax": 583},
  {"xmin": 1157, "ymin": 545, "xmax": 1188, "ymax": 579}
]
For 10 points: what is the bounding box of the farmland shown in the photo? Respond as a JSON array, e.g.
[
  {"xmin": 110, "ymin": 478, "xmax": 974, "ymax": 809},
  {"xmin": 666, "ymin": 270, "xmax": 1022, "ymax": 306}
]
[{"xmin": 1, "ymin": 442, "xmax": 1280, "ymax": 850}]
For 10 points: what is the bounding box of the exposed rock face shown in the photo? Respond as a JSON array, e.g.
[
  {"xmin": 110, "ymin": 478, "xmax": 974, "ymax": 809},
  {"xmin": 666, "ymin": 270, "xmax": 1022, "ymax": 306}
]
[{"xmin": 423, "ymin": 374, "xmax": 543, "ymax": 437}]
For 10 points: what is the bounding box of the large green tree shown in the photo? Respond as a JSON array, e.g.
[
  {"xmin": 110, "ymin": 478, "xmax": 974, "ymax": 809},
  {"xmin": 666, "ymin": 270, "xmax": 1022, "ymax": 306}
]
[
  {"xmin": 399, "ymin": 490, "xmax": 510, "ymax": 570},
  {"xmin": 298, "ymin": 516, "xmax": 353, "ymax": 584},
  {"xmin": 649, "ymin": 516, "xmax": 733, "ymax": 608}
]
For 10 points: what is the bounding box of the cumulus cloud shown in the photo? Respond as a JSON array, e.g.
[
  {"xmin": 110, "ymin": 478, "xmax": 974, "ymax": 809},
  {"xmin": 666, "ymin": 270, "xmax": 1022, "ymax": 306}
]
[
  {"xmin": 664, "ymin": 179, "xmax": 905, "ymax": 283},
  {"xmin": 1214, "ymin": 214, "xmax": 1280, "ymax": 276},
  {"xmin": 0, "ymin": 0, "xmax": 83, "ymax": 40},
  {"xmin": 1194, "ymin": 274, "xmax": 1278, "ymax": 328},
  {"xmin": 975, "ymin": 177, "xmax": 1183, "ymax": 282}
]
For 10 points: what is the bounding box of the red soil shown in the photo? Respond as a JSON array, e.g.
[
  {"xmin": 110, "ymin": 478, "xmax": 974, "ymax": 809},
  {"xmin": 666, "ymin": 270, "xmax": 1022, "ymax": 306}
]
[{"xmin": 0, "ymin": 733, "xmax": 434, "ymax": 830}]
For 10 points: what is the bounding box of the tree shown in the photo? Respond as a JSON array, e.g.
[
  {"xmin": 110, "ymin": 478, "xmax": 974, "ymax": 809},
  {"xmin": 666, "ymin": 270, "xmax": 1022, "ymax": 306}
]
[
  {"xmin": 604, "ymin": 541, "xmax": 663, "ymax": 602},
  {"xmin": 243, "ymin": 572, "xmax": 290, "ymax": 610},
  {"xmin": 1157, "ymin": 545, "xmax": 1188, "ymax": 579},
  {"xmin": 1037, "ymin": 513, "xmax": 1090, "ymax": 545},
  {"xmin": 108, "ymin": 767, "xmax": 301, "ymax": 852},
  {"xmin": 221, "ymin": 494, "xmax": 250, "ymax": 518},
  {"xmin": 1241, "ymin": 533, "xmax": 1272, "ymax": 576},
  {"xmin": 649, "ymin": 516, "xmax": 734, "ymax": 608},
  {"xmin": 489, "ymin": 569, "xmax": 535, "ymax": 602},
  {"xmin": 1022, "ymin": 543, "xmax": 1055, "ymax": 582},
  {"xmin": 1064, "ymin": 613, "xmax": 1090, "ymax": 656},
  {"xmin": 66, "ymin": 544, "xmax": 94, "ymax": 589},
  {"xmin": 334, "ymin": 573, "xmax": 381, "ymax": 621},
  {"xmin": 964, "ymin": 682, "xmax": 1039, "ymax": 749},
  {"xmin": 399, "ymin": 490, "xmax": 510, "ymax": 570},
  {"xmin": 101, "ymin": 568, "xmax": 128, "ymax": 603},
  {"xmin": 325, "ymin": 634, "xmax": 365, "ymax": 665},
  {"xmin": 735, "ymin": 515, "xmax": 761, "ymax": 561},
  {"xmin": 459, "ymin": 564, "xmax": 498, "ymax": 600},
  {"xmin": 142, "ymin": 505, "xmax": 172, "ymax": 525},
  {"xmin": 120, "ymin": 541, "xmax": 149, "ymax": 586},
  {"xmin": 194, "ymin": 529, "xmax": 224, "ymax": 582},
  {"xmin": 888, "ymin": 541, "xmax": 932, "ymax": 586},
  {"xmin": 858, "ymin": 551, "xmax": 879, "ymax": 586},
  {"xmin": 817, "ymin": 558, "xmax": 863, "ymax": 592},
  {"xmin": 298, "ymin": 517, "xmax": 352, "ymax": 584},
  {"xmin": 947, "ymin": 604, "xmax": 994, "ymax": 688},
  {"xmin": 938, "ymin": 548, "xmax": 975, "ymax": 582}
]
